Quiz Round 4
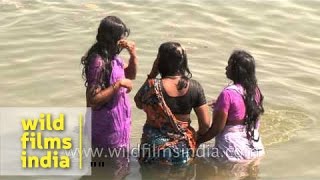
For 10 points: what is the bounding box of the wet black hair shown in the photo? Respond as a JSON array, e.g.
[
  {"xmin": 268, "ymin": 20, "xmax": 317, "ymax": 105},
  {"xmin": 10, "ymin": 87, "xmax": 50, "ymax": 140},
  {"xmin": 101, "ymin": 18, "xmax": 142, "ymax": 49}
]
[
  {"xmin": 158, "ymin": 42, "xmax": 192, "ymax": 90},
  {"xmin": 81, "ymin": 16, "xmax": 130, "ymax": 88},
  {"xmin": 227, "ymin": 50, "xmax": 264, "ymax": 138}
]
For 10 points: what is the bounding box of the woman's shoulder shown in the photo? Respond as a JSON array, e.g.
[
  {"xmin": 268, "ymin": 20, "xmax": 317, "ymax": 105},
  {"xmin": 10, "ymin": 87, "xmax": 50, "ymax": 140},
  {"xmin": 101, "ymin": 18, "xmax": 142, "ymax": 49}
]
[
  {"xmin": 187, "ymin": 79, "xmax": 206, "ymax": 102},
  {"xmin": 143, "ymin": 78, "xmax": 160, "ymax": 89},
  {"xmin": 89, "ymin": 54, "xmax": 104, "ymax": 68},
  {"xmin": 113, "ymin": 55, "xmax": 124, "ymax": 64},
  {"xmin": 215, "ymin": 85, "xmax": 242, "ymax": 103},
  {"xmin": 223, "ymin": 84, "xmax": 244, "ymax": 95},
  {"xmin": 187, "ymin": 79, "xmax": 205, "ymax": 95},
  {"xmin": 189, "ymin": 79, "xmax": 203, "ymax": 88}
]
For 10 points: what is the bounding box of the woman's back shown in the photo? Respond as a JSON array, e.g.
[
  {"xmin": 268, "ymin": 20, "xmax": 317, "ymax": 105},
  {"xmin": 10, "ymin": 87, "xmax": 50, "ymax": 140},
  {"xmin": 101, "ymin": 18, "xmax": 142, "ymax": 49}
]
[
  {"xmin": 134, "ymin": 41, "xmax": 211, "ymax": 165},
  {"xmin": 161, "ymin": 78, "xmax": 206, "ymax": 115}
]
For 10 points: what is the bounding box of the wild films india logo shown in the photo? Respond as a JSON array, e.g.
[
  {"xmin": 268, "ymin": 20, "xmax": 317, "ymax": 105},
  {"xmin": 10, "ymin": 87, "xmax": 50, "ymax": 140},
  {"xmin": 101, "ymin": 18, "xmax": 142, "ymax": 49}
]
[
  {"xmin": 20, "ymin": 113, "xmax": 72, "ymax": 168},
  {"xmin": 0, "ymin": 108, "xmax": 91, "ymax": 176}
]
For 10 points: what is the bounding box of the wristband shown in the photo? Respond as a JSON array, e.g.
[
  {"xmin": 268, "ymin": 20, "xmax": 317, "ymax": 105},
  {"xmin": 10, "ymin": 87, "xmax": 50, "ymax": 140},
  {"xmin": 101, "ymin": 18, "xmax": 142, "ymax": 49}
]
[{"xmin": 111, "ymin": 83, "xmax": 117, "ymax": 90}]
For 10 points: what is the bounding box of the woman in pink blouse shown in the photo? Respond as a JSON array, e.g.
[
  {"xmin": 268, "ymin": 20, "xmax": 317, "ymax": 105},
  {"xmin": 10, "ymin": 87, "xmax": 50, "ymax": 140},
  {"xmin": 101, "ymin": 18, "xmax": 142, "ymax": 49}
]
[{"xmin": 198, "ymin": 50, "xmax": 265, "ymax": 162}]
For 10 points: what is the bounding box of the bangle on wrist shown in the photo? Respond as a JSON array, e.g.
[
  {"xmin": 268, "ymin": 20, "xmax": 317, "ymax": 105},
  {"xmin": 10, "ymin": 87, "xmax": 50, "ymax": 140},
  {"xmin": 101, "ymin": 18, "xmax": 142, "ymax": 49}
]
[{"xmin": 111, "ymin": 83, "xmax": 117, "ymax": 91}]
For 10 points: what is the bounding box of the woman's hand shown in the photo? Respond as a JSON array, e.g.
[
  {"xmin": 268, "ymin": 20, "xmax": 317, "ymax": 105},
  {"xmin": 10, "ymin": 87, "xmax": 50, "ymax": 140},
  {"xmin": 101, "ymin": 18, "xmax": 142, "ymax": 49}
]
[
  {"xmin": 195, "ymin": 131, "xmax": 204, "ymax": 148},
  {"xmin": 119, "ymin": 39, "xmax": 138, "ymax": 80},
  {"xmin": 118, "ymin": 39, "xmax": 136, "ymax": 57},
  {"xmin": 118, "ymin": 78, "xmax": 133, "ymax": 93},
  {"xmin": 208, "ymin": 99, "xmax": 216, "ymax": 111}
]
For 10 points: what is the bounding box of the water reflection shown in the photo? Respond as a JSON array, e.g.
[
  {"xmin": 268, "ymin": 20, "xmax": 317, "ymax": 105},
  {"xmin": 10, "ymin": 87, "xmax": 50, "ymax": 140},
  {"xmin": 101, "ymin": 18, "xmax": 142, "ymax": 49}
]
[
  {"xmin": 79, "ymin": 154, "xmax": 261, "ymax": 180},
  {"xmin": 195, "ymin": 158, "xmax": 261, "ymax": 180},
  {"xmin": 137, "ymin": 157, "xmax": 261, "ymax": 180},
  {"xmin": 81, "ymin": 154, "xmax": 130, "ymax": 180},
  {"xmin": 140, "ymin": 163, "xmax": 196, "ymax": 180}
]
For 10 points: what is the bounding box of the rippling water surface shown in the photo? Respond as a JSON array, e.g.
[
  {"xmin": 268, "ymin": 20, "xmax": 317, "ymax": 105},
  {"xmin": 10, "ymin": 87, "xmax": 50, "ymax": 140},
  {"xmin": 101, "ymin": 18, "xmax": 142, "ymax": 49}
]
[{"xmin": 1, "ymin": 0, "xmax": 320, "ymax": 179}]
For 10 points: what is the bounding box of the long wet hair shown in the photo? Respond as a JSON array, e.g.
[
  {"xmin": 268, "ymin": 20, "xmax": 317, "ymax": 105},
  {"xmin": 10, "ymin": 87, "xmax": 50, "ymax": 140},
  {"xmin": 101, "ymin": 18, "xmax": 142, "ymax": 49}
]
[
  {"xmin": 81, "ymin": 16, "xmax": 130, "ymax": 88},
  {"xmin": 158, "ymin": 42, "xmax": 192, "ymax": 90},
  {"xmin": 227, "ymin": 50, "xmax": 264, "ymax": 138}
]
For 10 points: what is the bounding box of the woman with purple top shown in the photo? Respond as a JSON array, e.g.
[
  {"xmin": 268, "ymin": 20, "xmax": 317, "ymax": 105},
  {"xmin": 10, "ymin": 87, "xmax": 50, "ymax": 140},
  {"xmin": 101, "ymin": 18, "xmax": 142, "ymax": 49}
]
[
  {"xmin": 198, "ymin": 50, "xmax": 265, "ymax": 162},
  {"xmin": 81, "ymin": 16, "xmax": 137, "ymax": 178}
]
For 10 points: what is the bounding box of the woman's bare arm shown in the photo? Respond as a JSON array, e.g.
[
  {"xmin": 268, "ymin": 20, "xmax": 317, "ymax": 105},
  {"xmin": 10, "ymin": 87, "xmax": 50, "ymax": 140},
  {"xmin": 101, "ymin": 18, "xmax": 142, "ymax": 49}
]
[
  {"xmin": 197, "ymin": 110, "xmax": 227, "ymax": 144},
  {"xmin": 119, "ymin": 40, "xmax": 138, "ymax": 80},
  {"xmin": 87, "ymin": 79, "xmax": 132, "ymax": 109},
  {"xmin": 194, "ymin": 104, "xmax": 211, "ymax": 135},
  {"xmin": 134, "ymin": 81, "xmax": 149, "ymax": 109}
]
